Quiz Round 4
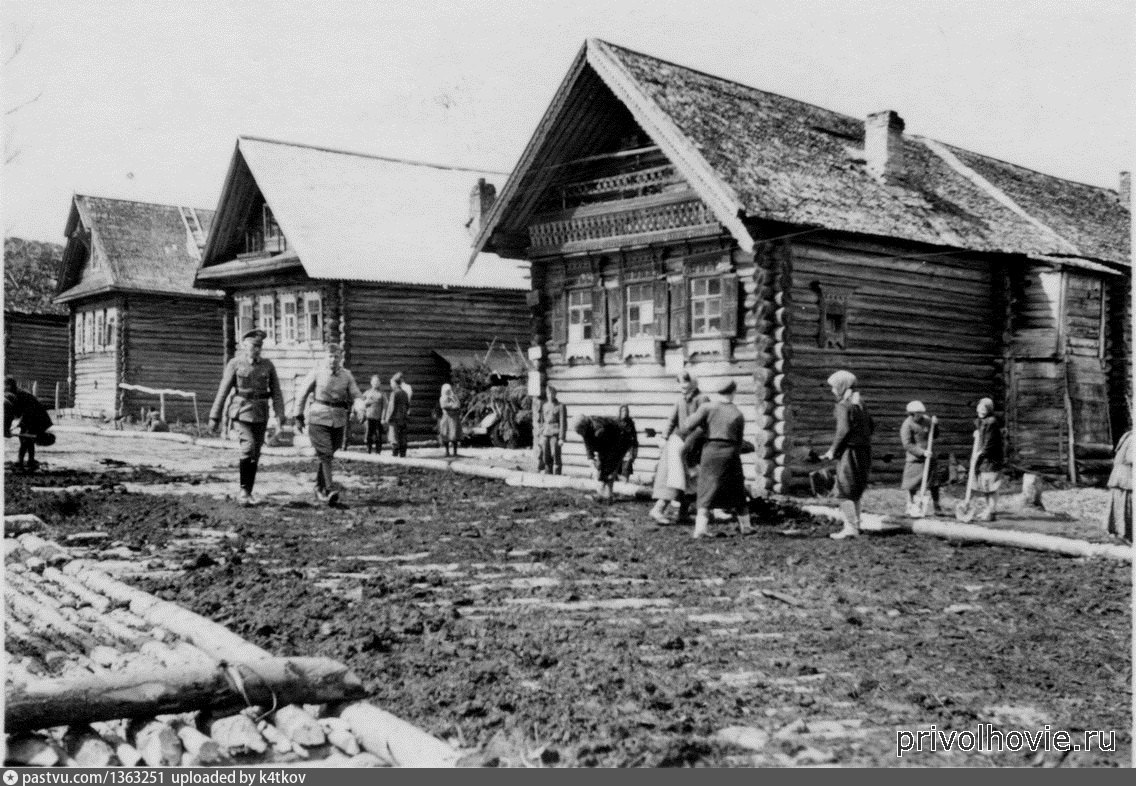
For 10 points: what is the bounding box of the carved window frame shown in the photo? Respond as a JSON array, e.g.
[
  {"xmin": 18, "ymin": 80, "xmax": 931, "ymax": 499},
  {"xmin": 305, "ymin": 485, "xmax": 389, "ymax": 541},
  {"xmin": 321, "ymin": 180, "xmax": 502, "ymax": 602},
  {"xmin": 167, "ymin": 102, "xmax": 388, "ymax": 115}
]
[{"xmin": 814, "ymin": 282, "xmax": 850, "ymax": 350}]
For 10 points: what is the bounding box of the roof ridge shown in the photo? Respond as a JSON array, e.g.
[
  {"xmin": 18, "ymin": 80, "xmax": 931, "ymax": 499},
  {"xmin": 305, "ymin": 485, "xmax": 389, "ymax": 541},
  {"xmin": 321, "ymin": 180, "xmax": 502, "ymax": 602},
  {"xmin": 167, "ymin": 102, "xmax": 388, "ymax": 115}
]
[
  {"xmin": 237, "ymin": 135, "xmax": 510, "ymax": 176},
  {"xmin": 592, "ymin": 39, "xmax": 864, "ymax": 126},
  {"xmin": 74, "ymin": 193, "xmax": 215, "ymax": 213},
  {"xmin": 932, "ymin": 140, "xmax": 1120, "ymax": 195}
]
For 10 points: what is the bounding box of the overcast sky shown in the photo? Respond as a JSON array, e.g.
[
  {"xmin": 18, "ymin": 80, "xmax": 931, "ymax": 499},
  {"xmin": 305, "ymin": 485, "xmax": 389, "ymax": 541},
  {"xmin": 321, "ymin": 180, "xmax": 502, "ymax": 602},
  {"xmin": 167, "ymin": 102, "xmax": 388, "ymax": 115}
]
[{"xmin": 2, "ymin": 0, "xmax": 1133, "ymax": 243}]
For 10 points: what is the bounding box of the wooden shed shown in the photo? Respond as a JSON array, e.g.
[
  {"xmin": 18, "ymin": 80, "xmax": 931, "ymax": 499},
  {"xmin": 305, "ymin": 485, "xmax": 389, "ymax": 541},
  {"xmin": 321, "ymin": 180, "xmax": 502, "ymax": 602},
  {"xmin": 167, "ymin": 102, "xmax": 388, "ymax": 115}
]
[
  {"xmin": 472, "ymin": 39, "xmax": 1131, "ymax": 490},
  {"xmin": 194, "ymin": 137, "xmax": 531, "ymax": 441},
  {"xmin": 4, "ymin": 237, "xmax": 70, "ymax": 408},
  {"xmin": 54, "ymin": 196, "xmax": 225, "ymax": 423}
]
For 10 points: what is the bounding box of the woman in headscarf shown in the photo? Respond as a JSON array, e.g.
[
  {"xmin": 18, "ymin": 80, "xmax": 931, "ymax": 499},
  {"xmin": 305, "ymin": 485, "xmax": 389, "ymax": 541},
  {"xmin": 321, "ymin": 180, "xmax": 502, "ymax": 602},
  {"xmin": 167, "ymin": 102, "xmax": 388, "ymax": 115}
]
[
  {"xmin": 1104, "ymin": 429, "xmax": 1132, "ymax": 542},
  {"xmin": 677, "ymin": 379, "xmax": 753, "ymax": 539},
  {"xmin": 821, "ymin": 370, "xmax": 874, "ymax": 539},
  {"xmin": 972, "ymin": 397, "xmax": 1004, "ymax": 522},
  {"xmin": 437, "ymin": 383, "xmax": 462, "ymax": 457},
  {"xmin": 648, "ymin": 372, "xmax": 708, "ymax": 524},
  {"xmin": 900, "ymin": 400, "xmax": 942, "ymax": 516},
  {"xmin": 574, "ymin": 414, "xmax": 637, "ymax": 502}
]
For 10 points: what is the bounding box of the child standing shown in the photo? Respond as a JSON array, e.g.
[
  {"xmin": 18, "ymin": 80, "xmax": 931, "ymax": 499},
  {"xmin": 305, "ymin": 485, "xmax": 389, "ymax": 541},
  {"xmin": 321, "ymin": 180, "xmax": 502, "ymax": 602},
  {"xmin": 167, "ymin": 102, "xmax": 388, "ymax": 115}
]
[
  {"xmin": 437, "ymin": 383, "xmax": 463, "ymax": 457},
  {"xmin": 362, "ymin": 375, "xmax": 387, "ymax": 454}
]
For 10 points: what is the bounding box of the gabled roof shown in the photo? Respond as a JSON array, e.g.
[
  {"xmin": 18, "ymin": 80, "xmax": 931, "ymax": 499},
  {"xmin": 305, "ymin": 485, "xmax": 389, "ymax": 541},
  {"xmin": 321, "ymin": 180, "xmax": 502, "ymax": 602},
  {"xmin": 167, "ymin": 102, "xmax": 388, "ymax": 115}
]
[
  {"xmin": 55, "ymin": 195, "xmax": 220, "ymax": 303},
  {"xmin": 197, "ymin": 137, "xmax": 530, "ymax": 290},
  {"xmin": 475, "ymin": 39, "xmax": 1128, "ymax": 269}
]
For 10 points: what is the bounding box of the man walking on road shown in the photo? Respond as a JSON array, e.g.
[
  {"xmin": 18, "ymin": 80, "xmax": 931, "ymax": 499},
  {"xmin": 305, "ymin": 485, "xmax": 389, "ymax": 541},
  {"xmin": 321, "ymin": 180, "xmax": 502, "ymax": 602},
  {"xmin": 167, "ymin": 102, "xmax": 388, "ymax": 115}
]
[
  {"xmin": 208, "ymin": 329, "xmax": 288, "ymax": 506},
  {"xmin": 294, "ymin": 343, "xmax": 364, "ymax": 505}
]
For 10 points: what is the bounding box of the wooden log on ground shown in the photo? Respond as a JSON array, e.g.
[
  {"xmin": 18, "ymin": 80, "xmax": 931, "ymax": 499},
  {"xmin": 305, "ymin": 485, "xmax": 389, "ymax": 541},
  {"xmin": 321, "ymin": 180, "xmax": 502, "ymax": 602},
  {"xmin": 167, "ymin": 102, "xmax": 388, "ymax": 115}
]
[
  {"xmin": 6, "ymin": 585, "xmax": 88, "ymax": 643},
  {"xmin": 131, "ymin": 719, "xmax": 183, "ymax": 767},
  {"xmin": 5, "ymin": 655, "xmax": 366, "ymax": 733},
  {"xmin": 5, "ymin": 514, "xmax": 46, "ymax": 535},
  {"xmin": 61, "ymin": 562, "xmax": 273, "ymax": 664},
  {"xmin": 42, "ymin": 566, "xmax": 113, "ymax": 613},
  {"xmin": 16, "ymin": 534, "xmax": 70, "ymax": 566},
  {"xmin": 90, "ymin": 721, "xmax": 143, "ymax": 767},
  {"xmin": 338, "ymin": 700, "xmax": 461, "ymax": 768}
]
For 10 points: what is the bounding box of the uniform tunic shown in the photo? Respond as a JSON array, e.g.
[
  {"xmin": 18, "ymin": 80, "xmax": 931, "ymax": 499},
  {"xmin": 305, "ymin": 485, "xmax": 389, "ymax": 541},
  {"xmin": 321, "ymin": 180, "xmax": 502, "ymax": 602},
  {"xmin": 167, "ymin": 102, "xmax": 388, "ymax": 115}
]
[
  {"xmin": 209, "ymin": 355, "xmax": 285, "ymax": 426},
  {"xmin": 900, "ymin": 414, "xmax": 940, "ymax": 492},
  {"xmin": 295, "ymin": 366, "xmax": 363, "ymax": 429},
  {"xmin": 829, "ymin": 398, "xmax": 873, "ymax": 502},
  {"xmin": 680, "ymin": 400, "xmax": 747, "ymax": 511}
]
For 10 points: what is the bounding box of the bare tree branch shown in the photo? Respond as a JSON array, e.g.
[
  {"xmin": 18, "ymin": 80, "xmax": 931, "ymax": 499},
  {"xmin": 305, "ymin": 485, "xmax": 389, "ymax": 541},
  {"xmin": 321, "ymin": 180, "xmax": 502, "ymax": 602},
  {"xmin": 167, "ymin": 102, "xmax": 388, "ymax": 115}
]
[{"xmin": 5, "ymin": 90, "xmax": 41, "ymax": 116}]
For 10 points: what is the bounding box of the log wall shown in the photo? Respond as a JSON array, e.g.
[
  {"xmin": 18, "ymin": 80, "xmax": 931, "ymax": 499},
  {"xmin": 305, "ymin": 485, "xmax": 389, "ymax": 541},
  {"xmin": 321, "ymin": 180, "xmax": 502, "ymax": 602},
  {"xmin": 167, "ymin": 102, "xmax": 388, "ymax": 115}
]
[
  {"xmin": 122, "ymin": 295, "xmax": 226, "ymax": 424},
  {"xmin": 70, "ymin": 297, "xmax": 119, "ymax": 416},
  {"xmin": 3, "ymin": 312, "xmax": 69, "ymax": 408},
  {"xmin": 783, "ymin": 239, "xmax": 1001, "ymax": 492},
  {"xmin": 344, "ymin": 283, "xmax": 530, "ymax": 441}
]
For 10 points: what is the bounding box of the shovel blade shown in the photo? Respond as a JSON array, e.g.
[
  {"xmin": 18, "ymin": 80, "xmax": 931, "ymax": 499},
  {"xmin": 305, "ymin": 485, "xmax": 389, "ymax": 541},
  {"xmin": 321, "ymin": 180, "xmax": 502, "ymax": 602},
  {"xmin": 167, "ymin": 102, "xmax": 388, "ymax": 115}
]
[{"xmin": 955, "ymin": 500, "xmax": 977, "ymax": 522}]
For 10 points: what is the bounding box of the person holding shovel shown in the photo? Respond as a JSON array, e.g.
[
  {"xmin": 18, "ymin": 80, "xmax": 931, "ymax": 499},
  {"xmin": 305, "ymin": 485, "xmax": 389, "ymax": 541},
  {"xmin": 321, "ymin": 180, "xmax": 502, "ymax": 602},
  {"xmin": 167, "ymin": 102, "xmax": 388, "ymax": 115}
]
[
  {"xmin": 900, "ymin": 401, "xmax": 942, "ymax": 516},
  {"xmin": 821, "ymin": 370, "xmax": 874, "ymax": 540}
]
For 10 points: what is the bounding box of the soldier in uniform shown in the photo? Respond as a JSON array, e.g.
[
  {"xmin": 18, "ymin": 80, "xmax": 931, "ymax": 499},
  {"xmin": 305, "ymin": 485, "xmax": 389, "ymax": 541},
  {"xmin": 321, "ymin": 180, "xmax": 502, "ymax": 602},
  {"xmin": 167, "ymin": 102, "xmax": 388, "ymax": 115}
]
[
  {"xmin": 293, "ymin": 343, "xmax": 364, "ymax": 505},
  {"xmin": 208, "ymin": 329, "xmax": 287, "ymax": 506}
]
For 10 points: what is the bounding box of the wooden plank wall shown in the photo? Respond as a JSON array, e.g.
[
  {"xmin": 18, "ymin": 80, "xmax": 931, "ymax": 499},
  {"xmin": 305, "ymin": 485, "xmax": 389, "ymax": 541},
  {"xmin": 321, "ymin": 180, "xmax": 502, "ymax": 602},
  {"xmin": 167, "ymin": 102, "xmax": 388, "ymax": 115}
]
[
  {"xmin": 3, "ymin": 313, "xmax": 69, "ymax": 408},
  {"xmin": 538, "ymin": 239, "xmax": 765, "ymax": 483},
  {"xmin": 345, "ymin": 283, "xmax": 531, "ymax": 442},
  {"xmin": 72, "ymin": 350, "xmax": 117, "ymax": 416},
  {"xmin": 1105, "ymin": 275, "xmax": 1131, "ymax": 438},
  {"xmin": 784, "ymin": 239, "xmax": 1000, "ymax": 492},
  {"xmin": 123, "ymin": 295, "xmax": 226, "ymax": 424}
]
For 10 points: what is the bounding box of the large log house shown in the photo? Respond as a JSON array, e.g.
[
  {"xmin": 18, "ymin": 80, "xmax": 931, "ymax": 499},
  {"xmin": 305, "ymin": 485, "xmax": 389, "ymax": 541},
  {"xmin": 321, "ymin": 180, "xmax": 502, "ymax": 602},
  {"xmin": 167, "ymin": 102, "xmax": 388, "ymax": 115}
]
[
  {"xmin": 194, "ymin": 137, "xmax": 530, "ymax": 441},
  {"xmin": 54, "ymin": 196, "xmax": 224, "ymax": 422},
  {"xmin": 472, "ymin": 40, "xmax": 1131, "ymax": 491}
]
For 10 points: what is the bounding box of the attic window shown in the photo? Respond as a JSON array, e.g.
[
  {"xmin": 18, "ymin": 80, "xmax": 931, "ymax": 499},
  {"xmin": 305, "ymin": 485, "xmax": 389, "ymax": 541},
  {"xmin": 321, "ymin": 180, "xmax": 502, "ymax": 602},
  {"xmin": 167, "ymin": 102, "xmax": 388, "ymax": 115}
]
[{"xmin": 244, "ymin": 204, "xmax": 286, "ymax": 254}]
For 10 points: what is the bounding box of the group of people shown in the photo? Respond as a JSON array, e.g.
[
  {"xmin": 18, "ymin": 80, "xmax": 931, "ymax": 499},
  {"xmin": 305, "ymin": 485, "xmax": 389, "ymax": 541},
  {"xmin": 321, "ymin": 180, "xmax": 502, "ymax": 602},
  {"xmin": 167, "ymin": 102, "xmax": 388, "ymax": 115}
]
[{"xmin": 203, "ymin": 329, "xmax": 1131, "ymax": 543}]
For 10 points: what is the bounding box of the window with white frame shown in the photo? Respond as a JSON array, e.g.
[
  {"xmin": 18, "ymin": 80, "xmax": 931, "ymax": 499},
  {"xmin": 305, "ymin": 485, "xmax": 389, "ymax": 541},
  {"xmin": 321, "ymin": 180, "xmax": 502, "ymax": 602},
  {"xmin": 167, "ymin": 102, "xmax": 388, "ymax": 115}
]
[
  {"xmin": 303, "ymin": 291, "xmax": 322, "ymax": 344},
  {"xmin": 84, "ymin": 312, "xmax": 94, "ymax": 353},
  {"xmin": 104, "ymin": 309, "xmax": 117, "ymax": 349},
  {"xmin": 626, "ymin": 283, "xmax": 655, "ymax": 338},
  {"xmin": 235, "ymin": 297, "xmax": 254, "ymax": 339},
  {"xmin": 281, "ymin": 294, "xmax": 298, "ymax": 343},
  {"xmin": 74, "ymin": 314, "xmax": 83, "ymax": 354},
  {"xmin": 258, "ymin": 295, "xmax": 276, "ymax": 344},
  {"xmin": 567, "ymin": 289, "xmax": 592, "ymax": 343},
  {"xmin": 690, "ymin": 277, "xmax": 722, "ymax": 336}
]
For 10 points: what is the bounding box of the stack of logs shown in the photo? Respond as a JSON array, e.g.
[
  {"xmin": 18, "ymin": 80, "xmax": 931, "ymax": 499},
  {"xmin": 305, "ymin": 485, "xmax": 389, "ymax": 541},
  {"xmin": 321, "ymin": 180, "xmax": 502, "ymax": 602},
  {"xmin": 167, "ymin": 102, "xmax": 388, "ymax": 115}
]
[{"xmin": 4, "ymin": 520, "xmax": 463, "ymax": 768}]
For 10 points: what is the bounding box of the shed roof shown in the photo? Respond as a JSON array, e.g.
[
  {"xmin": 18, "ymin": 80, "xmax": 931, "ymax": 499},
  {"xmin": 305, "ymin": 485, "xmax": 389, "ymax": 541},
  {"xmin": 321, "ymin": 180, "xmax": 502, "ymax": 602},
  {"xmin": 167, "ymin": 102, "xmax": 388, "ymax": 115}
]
[
  {"xmin": 198, "ymin": 137, "xmax": 530, "ymax": 290},
  {"xmin": 56, "ymin": 195, "xmax": 220, "ymax": 302},
  {"xmin": 475, "ymin": 39, "xmax": 1128, "ymax": 269}
]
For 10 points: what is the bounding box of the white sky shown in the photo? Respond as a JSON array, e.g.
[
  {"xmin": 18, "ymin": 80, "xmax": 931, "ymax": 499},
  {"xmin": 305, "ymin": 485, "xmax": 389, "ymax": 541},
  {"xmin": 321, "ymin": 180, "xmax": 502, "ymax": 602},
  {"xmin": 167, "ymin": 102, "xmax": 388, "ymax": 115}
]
[{"xmin": 2, "ymin": 0, "xmax": 1133, "ymax": 243}]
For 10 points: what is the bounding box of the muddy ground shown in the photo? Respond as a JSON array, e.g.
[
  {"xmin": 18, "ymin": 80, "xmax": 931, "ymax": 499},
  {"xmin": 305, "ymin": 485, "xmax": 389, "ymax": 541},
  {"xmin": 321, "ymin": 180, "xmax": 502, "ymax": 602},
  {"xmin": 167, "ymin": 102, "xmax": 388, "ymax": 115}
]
[{"xmin": 3, "ymin": 438, "xmax": 1132, "ymax": 767}]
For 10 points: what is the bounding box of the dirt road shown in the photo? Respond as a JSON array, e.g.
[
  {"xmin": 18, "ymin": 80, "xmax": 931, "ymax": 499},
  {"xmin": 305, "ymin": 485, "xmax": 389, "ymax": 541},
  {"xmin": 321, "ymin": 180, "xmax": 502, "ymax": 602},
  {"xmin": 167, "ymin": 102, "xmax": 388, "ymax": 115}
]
[{"xmin": 4, "ymin": 434, "xmax": 1131, "ymax": 766}]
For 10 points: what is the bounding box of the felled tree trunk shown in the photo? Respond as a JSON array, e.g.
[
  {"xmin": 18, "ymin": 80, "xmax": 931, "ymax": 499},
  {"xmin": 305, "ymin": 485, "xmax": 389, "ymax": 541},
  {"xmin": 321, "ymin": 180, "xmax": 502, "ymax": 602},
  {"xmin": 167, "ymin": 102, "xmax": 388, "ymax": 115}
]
[{"xmin": 6, "ymin": 655, "xmax": 365, "ymax": 733}]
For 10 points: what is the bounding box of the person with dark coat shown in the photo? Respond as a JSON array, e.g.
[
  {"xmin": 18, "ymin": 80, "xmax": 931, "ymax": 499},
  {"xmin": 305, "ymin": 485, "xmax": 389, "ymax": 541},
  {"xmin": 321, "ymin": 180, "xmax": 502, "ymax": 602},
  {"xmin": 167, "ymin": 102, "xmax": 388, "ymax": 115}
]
[
  {"xmin": 617, "ymin": 404, "xmax": 638, "ymax": 482},
  {"xmin": 4, "ymin": 377, "xmax": 53, "ymax": 472},
  {"xmin": 973, "ymin": 397, "xmax": 1004, "ymax": 522},
  {"xmin": 677, "ymin": 379, "xmax": 753, "ymax": 539},
  {"xmin": 900, "ymin": 400, "xmax": 942, "ymax": 516},
  {"xmin": 574, "ymin": 413, "xmax": 636, "ymax": 502},
  {"xmin": 384, "ymin": 373, "xmax": 411, "ymax": 457},
  {"xmin": 1104, "ymin": 430, "xmax": 1132, "ymax": 542},
  {"xmin": 649, "ymin": 372, "xmax": 708, "ymax": 524},
  {"xmin": 209, "ymin": 329, "xmax": 287, "ymax": 506},
  {"xmin": 821, "ymin": 369, "xmax": 874, "ymax": 539}
]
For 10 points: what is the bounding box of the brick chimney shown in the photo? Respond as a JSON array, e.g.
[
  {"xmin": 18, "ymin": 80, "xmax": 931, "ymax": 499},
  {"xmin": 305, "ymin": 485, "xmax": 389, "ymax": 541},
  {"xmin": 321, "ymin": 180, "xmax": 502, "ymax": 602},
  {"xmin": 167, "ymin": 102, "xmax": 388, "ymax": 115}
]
[
  {"xmin": 467, "ymin": 178, "xmax": 497, "ymax": 239},
  {"xmin": 1120, "ymin": 171, "xmax": 1130, "ymax": 210},
  {"xmin": 865, "ymin": 110, "xmax": 905, "ymax": 183}
]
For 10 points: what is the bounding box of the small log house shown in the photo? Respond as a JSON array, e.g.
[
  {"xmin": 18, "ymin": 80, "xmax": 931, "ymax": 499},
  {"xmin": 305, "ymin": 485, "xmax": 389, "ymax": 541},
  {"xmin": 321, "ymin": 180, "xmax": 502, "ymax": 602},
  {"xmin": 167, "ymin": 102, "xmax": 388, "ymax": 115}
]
[
  {"xmin": 472, "ymin": 40, "xmax": 1131, "ymax": 490},
  {"xmin": 54, "ymin": 196, "xmax": 225, "ymax": 422},
  {"xmin": 194, "ymin": 137, "xmax": 530, "ymax": 441},
  {"xmin": 3, "ymin": 312, "xmax": 69, "ymax": 408}
]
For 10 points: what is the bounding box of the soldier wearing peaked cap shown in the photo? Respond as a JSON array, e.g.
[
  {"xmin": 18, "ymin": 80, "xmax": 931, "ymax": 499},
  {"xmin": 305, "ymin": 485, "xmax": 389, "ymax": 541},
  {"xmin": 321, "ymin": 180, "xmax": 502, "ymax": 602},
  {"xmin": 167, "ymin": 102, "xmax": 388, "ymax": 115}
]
[{"xmin": 209, "ymin": 328, "xmax": 289, "ymax": 506}]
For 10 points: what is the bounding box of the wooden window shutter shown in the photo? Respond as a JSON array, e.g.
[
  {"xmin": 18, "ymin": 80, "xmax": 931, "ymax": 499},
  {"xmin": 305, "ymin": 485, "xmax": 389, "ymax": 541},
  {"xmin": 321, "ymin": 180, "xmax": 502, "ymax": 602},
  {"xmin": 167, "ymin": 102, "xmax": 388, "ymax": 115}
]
[
  {"xmin": 669, "ymin": 281, "xmax": 689, "ymax": 342},
  {"xmin": 607, "ymin": 285, "xmax": 624, "ymax": 347},
  {"xmin": 551, "ymin": 291, "xmax": 567, "ymax": 348},
  {"xmin": 653, "ymin": 280, "xmax": 669, "ymax": 338},
  {"xmin": 720, "ymin": 273, "xmax": 739, "ymax": 337},
  {"xmin": 592, "ymin": 286, "xmax": 608, "ymax": 345}
]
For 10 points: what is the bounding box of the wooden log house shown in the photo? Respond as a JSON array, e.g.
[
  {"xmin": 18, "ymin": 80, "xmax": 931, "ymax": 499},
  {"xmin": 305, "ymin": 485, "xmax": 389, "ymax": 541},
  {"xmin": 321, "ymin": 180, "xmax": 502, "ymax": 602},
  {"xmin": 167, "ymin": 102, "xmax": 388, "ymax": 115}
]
[
  {"xmin": 3, "ymin": 312, "xmax": 69, "ymax": 408},
  {"xmin": 194, "ymin": 137, "xmax": 530, "ymax": 441},
  {"xmin": 54, "ymin": 196, "xmax": 225, "ymax": 423},
  {"xmin": 471, "ymin": 40, "xmax": 1131, "ymax": 490}
]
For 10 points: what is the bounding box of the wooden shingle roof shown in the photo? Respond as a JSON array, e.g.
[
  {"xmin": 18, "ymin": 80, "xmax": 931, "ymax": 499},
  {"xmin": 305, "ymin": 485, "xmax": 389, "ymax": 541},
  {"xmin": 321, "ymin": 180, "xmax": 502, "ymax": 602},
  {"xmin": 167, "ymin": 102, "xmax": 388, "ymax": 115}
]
[
  {"xmin": 476, "ymin": 39, "xmax": 1129, "ymax": 268},
  {"xmin": 56, "ymin": 196, "xmax": 221, "ymax": 303}
]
